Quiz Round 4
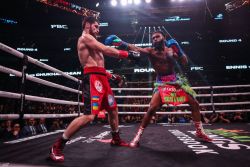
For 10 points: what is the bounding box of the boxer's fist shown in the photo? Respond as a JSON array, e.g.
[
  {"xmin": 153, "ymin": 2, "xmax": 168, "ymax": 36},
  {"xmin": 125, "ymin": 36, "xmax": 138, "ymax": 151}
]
[
  {"xmin": 165, "ymin": 39, "xmax": 184, "ymax": 57},
  {"xmin": 105, "ymin": 35, "xmax": 128, "ymax": 49},
  {"xmin": 128, "ymin": 50, "xmax": 140, "ymax": 61},
  {"xmin": 118, "ymin": 50, "xmax": 140, "ymax": 61}
]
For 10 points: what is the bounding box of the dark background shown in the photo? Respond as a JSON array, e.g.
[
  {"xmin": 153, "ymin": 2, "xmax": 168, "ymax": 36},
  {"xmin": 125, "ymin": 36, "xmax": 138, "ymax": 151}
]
[{"xmin": 0, "ymin": 0, "xmax": 250, "ymax": 88}]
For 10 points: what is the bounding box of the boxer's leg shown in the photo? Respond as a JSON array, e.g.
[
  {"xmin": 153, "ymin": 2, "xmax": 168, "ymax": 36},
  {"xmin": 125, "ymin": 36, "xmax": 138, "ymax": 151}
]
[
  {"xmin": 187, "ymin": 94, "xmax": 213, "ymax": 142},
  {"xmin": 129, "ymin": 91, "xmax": 162, "ymax": 147}
]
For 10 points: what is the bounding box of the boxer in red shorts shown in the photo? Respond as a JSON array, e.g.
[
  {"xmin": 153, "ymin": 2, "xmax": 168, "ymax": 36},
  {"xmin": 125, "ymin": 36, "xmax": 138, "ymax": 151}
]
[
  {"xmin": 105, "ymin": 31, "xmax": 212, "ymax": 148},
  {"xmin": 49, "ymin": 16, "xmax": 139, "ymax": 162}
]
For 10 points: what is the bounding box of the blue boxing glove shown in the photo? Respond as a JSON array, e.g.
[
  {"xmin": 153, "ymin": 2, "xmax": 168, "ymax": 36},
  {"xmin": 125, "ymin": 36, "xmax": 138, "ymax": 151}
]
[
  {"xmin": 165, "ymin": 39, "xmax": 185, "ymax": 57},
  {"xmin": 105, "ymin": 35, "xmax": 128, "ymax": 49}
]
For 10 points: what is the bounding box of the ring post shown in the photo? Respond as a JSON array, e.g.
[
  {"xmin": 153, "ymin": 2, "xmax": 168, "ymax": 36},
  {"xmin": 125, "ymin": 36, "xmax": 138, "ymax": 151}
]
[
  {"xmin": 77, "ymin": 79, "xmax": 81, "ymax": 117},
  {"xmin": 19, "ymin": 55, "xmax": 28, "ymax": 120},
  {"xmin": 210, "ymin": 86, "xmax": 215, "ymax": 114}
]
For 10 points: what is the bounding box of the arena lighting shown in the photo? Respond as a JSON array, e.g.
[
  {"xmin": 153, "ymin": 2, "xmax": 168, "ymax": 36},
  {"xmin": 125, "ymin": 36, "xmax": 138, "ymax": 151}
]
[
  {"xmin": 96, "ymin": 2, "xmax": 99, "ymax": 7},
  {"xmin": 128, "ymin": 0, "xmax": 133, "ymax": 4},
  {"xmin": 134, "ymin": 0, "xmax": 141, "ymax": 5},
  {"xmin": 145, "ymin": 0, "xmax": 151, "ymax": 3},
  {"xmin": 37, "ymin": 0, "xmax": 100, "ymax": 18},
  {"xmin": 121, "ymin": 0, "xmax": 128, "ymax": 6},
  {"xmin": 111, "ymin": 0, "xmax": 117, "ymax": 6}
]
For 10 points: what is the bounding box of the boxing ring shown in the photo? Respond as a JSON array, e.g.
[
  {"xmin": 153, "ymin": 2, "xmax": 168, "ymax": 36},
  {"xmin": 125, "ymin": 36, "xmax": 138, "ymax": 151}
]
[{"xmin": 0, "ymin": 42, "xmax": 250, "ymax": 167}]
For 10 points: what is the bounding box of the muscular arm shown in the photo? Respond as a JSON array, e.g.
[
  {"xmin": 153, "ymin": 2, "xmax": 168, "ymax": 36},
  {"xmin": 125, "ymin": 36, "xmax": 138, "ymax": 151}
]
[{"xmin": 80, "ymin": 34, "xmax": 121, "ymax": 58}]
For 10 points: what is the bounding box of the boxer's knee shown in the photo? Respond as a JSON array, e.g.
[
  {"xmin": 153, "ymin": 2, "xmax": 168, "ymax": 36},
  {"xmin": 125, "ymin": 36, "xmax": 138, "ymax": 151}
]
[{"xmin": 78, "ymin": 115, "xmax": 95, "ymax": 125}]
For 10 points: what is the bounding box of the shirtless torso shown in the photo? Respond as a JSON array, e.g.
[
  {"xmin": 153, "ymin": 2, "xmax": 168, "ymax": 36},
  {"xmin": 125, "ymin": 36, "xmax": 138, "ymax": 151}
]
[{"xmin": 77, "ymin": 31, "xmax": 105, "ymax": 68}]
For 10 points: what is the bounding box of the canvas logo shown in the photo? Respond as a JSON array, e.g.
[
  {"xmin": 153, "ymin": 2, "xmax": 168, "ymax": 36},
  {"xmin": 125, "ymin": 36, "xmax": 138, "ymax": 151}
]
[
  {"xmin": 82, "ymin": 131, "xmax": 110, "ymax": 143},
  {"xmin": 66, "ymin": 136, "xmax": 86, "ymax": 145},
  {"xmin": 169, "ymin": 129, "xmax": 218, "ymax": 154},
  {"xmin": 208, "ymin": 128, "xmax": 250, "ymax": 142},
  {"xmin": 188, "ymin": 129, "xmax": 250, "ymax": 150}
]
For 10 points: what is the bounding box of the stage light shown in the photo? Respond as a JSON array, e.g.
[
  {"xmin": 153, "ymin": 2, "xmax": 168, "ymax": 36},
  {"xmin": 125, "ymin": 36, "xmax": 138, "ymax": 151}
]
[
  {"xmin": 96, "ymin": 2, "xmax": 99, "ymax": 7},
  {"xmin": 128, "ymin": 0, "xmax": 133, "ymax": 4},
  {"xmin": 145, "ymin": 0, "xmax": 151, "ymax": 3},
  {"xmin": 111, "ymin": 0, "xmax": 117, "ymax": 6},
  {"xmin": 121, "ymin": 0, "xmax": 128, "ymax": 6},
  {"xmin": 134, "ymin": 0, "xmax": 141, "ymax": 5}
]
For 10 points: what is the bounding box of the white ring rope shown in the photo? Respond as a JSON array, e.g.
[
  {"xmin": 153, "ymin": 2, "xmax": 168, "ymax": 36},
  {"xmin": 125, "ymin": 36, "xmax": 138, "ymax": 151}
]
[
  {"xmin": 115, "ymin": 92, "xmax": 250, "ymax": 98},
  {"xmin": 0, "ymin": 42, "xmax": 81, "ymax": 83},
  {"xmin": 118, "ymin": 101, "xmax": 250, "ymax": 107},
  {"xmin": 0, "ymin": 65, "xmax": 82, "ymax": 95},
  {"xmin": 1, "ymin": 109, "xmax": 250, "ymax": 120},
  {"xmin": 0, "ymin": 113, "xmax": 81, "ymax": 119},
  {"xmin": 1, "ymin": 43, "xmax": 250, "ymax": 120},
  {"xmin": 0, "ymin": 91, "xmax": 84, "ymax": 106},
  {"xmin": 112, "ymin": 84, "xmax": 250, "ymax": 91}
]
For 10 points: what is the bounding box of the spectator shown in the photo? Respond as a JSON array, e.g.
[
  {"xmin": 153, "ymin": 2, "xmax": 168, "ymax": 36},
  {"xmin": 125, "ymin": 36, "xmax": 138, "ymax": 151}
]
[
  {"xmin": 209, "ymin": 112, "xmax": 219, "ymax": 123},
  {"xmin": 2, "ymin": 120, "xmax": 13, "ymax": 140},
  {"xmin": 233, "ymin": 112, "xmax": 244, "ymax": 122},
  {"xmin": 11, "ymin": 123, "xmax": 21, "ymax": 139},
  {"xmin": 50, "ymin": 119, "xmax": 61, "ymax": 131},
  {"xmin": 21, "ymin": 118, "xmax": 37, "ymax": 137},
  {"xmin": 36, "ymin": 118, "xmax": 48, "ymax": 134},
  {"xmin": 219, "ymin": 112, "xmax": 231, "ymax": 123}
]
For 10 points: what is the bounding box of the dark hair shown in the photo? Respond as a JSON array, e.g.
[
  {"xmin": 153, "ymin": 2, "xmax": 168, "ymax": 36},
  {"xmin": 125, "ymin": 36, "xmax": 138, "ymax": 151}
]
[
  {"xmin": 152, "ymin": 31, "xmax": 165, "ymax": 38},
  {"xmin": 82, "ymin": 16, "xmax": 99, "ymax": 29}
]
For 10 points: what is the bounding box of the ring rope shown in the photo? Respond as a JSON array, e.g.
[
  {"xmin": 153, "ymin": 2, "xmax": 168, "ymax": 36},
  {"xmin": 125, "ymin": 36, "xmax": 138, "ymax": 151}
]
[
  {"xmin": 1, "ymin": 90, "xmax": 249, "ymax": 107},
  {"xmin": 0, "ymin": 42, "xmax": 81, "ymax": 83},
  {"xmin": 0, "ymin": 65, "xmax": 82, "ymax": 94},
  {"xmin": 118, "ymin": 101, "xmax": 250, "ymax": 107},
  {"xmin": 115, "ymin": 92, "xmax": 250, "ymax": 98},
  {"xmin": 112, "ymin": 84, "xmax": 250, "ymax": 91},
  {"xmin": 1, "ymin": 109, "xmax": 250, "ymax": 120},
  {"xmin": 0, "ymin": 113, "xmax": 81, "ymax": 119},
  {"xmin": 0, "ymin": 91, "xmax": 84, "ymax": 106}
]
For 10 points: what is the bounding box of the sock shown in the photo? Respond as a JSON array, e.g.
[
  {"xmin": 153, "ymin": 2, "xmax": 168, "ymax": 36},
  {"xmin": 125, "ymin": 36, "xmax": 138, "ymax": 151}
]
[
  {"xmin": 194, "ymin": 121, "xmax": 205, "ymax": 134},
  {"xmin": 132, "ymin": 126, "xmax": 144, "ymax": 144},
  {"xmin": 62, "ymin": 133, "xmax": 69, "ymax": 141},
  {"xmin": 112, "ymin": 129, "xmax": 119, "ymax": 133}
]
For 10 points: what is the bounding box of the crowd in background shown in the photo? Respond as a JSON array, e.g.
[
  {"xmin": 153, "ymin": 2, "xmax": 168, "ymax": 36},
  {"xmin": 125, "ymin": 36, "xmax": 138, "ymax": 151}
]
[{"xmin": 0, "ymin": 77, "xmax": 250, "ymax": 142}]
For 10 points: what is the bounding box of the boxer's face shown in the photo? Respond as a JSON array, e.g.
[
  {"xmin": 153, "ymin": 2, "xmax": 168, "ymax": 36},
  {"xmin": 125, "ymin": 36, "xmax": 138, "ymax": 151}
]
[
  {"xmin": 152, "ymin": 33, "xmax": 164, "ymax": 50},
  {"xmin": 152, "ymin": 33, "xmax": 164, "ymax": 44},
  {"xmin": 90, "ymin": 22, "xmax": 99, "ymax": 38}
]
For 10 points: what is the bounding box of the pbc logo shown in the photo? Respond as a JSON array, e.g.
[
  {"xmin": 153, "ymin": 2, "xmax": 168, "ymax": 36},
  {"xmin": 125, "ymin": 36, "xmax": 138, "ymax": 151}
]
[
  {"xmin": 190, "ymin": 66, "xmax": 203, "ymax": 71},
  {"xmin": 51, "ymin": 24, "xmax": 68, "ymax": 29}
]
